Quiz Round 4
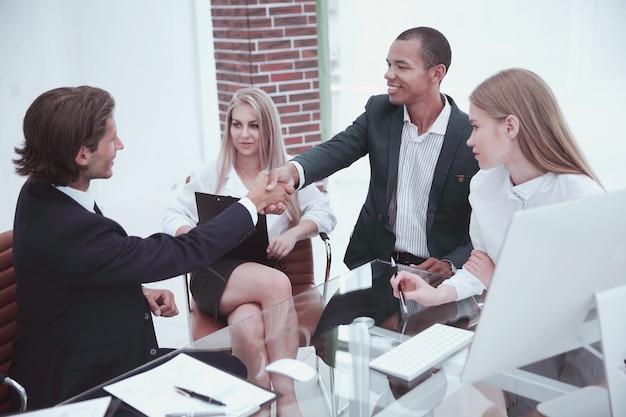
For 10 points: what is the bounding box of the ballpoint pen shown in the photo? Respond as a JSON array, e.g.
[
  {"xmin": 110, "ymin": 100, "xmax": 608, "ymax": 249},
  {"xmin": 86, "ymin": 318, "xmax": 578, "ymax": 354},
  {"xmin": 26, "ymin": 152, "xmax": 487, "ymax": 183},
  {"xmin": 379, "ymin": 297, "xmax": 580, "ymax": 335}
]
[
  {"xmin": 175, "ymin": 386, "xmax": 227, "ymax": 407},
  {"xmin": 391, "ymin": 257, "xmax": 408, "ymax": 314}
]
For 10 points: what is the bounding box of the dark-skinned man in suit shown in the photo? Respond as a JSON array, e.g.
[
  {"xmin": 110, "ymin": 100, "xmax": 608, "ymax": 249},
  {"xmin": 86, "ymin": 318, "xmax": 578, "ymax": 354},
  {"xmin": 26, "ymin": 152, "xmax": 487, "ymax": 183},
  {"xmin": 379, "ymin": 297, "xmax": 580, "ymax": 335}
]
[{"xmin": 268, "ymin": 27, "xmax": 479, "ymax": 335}]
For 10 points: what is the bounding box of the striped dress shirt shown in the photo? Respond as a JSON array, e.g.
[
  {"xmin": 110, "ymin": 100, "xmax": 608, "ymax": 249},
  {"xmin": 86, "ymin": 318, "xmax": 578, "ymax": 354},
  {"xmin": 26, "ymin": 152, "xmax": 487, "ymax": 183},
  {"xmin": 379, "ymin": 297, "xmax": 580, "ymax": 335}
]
[{"xmin": 390, "ymin": 96, "xmax": 452, "ymax": 258}]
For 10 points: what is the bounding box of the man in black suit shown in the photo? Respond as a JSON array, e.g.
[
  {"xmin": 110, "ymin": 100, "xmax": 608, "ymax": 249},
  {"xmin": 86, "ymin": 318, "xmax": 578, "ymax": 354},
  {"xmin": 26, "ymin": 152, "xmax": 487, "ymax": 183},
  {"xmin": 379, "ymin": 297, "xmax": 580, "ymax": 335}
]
[
  {"xmin": 9, "ymin": 86, "xmax": 293, "ymax": 410},
  {"xmin": 269, "ymin": 27, "xmax": 478, "ymax": 275}
]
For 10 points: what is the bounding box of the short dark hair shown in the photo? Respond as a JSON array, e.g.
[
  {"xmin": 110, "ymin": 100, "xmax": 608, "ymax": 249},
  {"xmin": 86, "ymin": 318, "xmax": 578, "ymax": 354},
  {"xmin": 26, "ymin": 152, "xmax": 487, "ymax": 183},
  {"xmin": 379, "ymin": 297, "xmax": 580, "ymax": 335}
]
[
  {"xmin": 396, "ymin": 27, "xmax": 452, "ymax": 72},
  {"xmin": 13, "ymin": 86, "xmax": 115, "ymax": 185}
]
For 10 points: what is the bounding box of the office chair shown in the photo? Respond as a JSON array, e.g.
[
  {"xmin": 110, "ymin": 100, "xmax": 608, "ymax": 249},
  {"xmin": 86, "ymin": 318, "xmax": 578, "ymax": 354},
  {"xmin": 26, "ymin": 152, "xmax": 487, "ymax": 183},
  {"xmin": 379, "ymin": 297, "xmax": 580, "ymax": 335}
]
[
  {"xmin": 187, "ymin": 233, "xmax": 332, "ymax": 344},
  {"xmin": 0, "ymin": 229, "xmax": 28, "ymax": 413},
  {"xmin": 180, "ymin": 175, "xmax": 332, "ymax": 343}
]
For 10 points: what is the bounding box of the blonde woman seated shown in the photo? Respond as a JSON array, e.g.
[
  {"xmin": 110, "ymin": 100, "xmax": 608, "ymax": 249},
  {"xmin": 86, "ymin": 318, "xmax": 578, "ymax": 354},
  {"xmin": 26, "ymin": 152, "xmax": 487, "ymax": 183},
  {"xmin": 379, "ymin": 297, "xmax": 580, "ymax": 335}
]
[
  {"xmin": 163, "ymin": 87, "xmax": 336, "ymax": 417},
  {"xmin": 391, "ymin": 68, "xmax": 604, "ymax": 417}
]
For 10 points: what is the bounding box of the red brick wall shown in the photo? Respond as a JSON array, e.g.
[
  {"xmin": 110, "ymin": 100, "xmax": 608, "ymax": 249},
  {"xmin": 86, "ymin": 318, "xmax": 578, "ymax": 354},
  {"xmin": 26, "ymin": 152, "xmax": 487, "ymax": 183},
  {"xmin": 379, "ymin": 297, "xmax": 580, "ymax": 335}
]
[{"xmin": 210, "ymin": 0, "xmax": 321, "ymax": 156}]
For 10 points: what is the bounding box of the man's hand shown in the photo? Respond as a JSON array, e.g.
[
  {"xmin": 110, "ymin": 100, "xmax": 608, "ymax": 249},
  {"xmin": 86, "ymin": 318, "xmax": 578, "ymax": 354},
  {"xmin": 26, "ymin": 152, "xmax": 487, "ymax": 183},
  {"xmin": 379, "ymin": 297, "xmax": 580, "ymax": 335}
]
[
  {"xmin": 142, "ymin": 287, "xmax": 179, "ymax": 317},
  {"xmin": 266, "ymin": 164, "xmax": 298, "ymax": 191},
  {"xmin": 246, "ymin": 170, "xmax": 294, "ymax": 214},
  {"xmin": 463, "ymin": 250, "xmax": 495, "ymax": 287},
  {"xmin": 414, "ymin": 257, "xmax": 455, "ymax": 277},
  {"xmin": 264, "ymin": 165, "xmax": 299, "ymax": 214}
]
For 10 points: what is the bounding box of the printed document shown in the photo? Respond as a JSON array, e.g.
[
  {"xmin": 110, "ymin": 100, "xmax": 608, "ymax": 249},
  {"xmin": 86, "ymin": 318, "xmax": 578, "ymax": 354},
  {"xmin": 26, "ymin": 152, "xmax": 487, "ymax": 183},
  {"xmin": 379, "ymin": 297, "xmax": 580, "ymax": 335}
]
[{"xmin": 104, "ymin": 353, "xmax": 277, "ymax": 417}]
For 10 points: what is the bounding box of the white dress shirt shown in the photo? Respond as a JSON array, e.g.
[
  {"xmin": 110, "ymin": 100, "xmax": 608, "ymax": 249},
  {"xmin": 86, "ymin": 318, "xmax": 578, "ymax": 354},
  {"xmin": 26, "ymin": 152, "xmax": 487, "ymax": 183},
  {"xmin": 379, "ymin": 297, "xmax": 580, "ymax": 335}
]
[
  {"xmin": 162, "ymin": 160, "xmax": 336, "ymax": 239},
  {"xmin": 441, "ymin": 164, "xmax": 604, "ymax": 300},
  {"xmin": 56, "ymin": 185, "xmax": 97, "ymax": 212},
  {"xmin": 390, "ymin": 97, "xmax": 451, "ymax": 257},
  {"xmin": 293, "ymin": 97, "xmax": 451, "ymax": 259}
]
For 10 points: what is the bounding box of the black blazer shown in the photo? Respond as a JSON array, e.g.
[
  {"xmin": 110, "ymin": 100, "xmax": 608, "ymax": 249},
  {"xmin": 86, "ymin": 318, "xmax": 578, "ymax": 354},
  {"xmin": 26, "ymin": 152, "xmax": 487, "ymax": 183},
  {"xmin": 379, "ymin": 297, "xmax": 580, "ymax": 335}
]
[
  {"xmin": 10, "ymin": 180, "xmax": 255, "ymax": 409},
  {"xmin": 295, "ymin": 94, "xmax": 478, "ymax": 269}
]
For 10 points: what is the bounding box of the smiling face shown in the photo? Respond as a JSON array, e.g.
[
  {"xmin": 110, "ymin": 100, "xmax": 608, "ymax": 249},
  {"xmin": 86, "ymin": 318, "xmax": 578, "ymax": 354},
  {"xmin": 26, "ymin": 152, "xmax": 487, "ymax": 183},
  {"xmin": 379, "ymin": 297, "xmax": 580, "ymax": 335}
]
[
  {"xmin": 230, "ymin": 103, "xmax": 262, "ymax": 159},
  {"xmin": 77, "ymin": 117, "xmax": 123, "ymax": 181},
  {"xmin": 71, "ymin": 117, "xmax": 124, "ymax": 190},
  {"xmin": 385, "ymin": 39, "xmax": 437, "ymax": 107},
  {"xmin": 467, "ymin": 104, "xmax": 515, "ymax": 170}
]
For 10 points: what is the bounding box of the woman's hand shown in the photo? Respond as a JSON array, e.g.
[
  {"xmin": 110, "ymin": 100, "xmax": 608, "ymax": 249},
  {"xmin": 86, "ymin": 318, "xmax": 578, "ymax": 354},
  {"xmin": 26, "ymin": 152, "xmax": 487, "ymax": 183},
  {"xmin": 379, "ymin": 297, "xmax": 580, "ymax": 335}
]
[
  {"xmin": 267, "ymin": 230, "xmax": 298, "ymax": 259},
  {"xmin": 267, "ymin": 219, "xmax": 318, "ymax": 259},
  {"xmin": 463, "ymin": 250, "xmax": 495, "ymax": 287},
  {"xmin": 390, "ymin": 270, "xmax": 457, "ymax": 307}
]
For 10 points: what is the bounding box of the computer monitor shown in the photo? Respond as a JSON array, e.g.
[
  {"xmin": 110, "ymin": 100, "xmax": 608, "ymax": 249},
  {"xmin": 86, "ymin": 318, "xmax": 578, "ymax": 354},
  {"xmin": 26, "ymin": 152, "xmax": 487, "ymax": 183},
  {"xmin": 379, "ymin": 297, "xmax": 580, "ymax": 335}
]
[{"xmin": 461, "ymin": 188, "xmax": 626, "ymax": 384}]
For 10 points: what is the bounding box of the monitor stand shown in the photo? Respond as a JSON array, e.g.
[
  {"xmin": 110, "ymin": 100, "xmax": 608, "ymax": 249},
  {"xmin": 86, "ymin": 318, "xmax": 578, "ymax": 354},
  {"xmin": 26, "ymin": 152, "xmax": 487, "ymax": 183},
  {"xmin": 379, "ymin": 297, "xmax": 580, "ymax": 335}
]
[{"xmin": 535, "ymin": 284, "xmax": 626, "ymax": 417}]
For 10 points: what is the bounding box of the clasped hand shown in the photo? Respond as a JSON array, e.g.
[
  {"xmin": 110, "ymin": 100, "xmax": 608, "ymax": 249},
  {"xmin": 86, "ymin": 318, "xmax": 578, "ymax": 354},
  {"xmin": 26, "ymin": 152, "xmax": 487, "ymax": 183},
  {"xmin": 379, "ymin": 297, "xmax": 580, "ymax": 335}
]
[
  {"xmin": 462, "ymin": 249, "xmax": 495, "ymax": 287},
  {"xmin": 246, "ymin": 170, "xmax": 294, "ymax": 214},
  {"xmin": 263, "ymin": 165, "xmax": 297, "ymax": 215}
]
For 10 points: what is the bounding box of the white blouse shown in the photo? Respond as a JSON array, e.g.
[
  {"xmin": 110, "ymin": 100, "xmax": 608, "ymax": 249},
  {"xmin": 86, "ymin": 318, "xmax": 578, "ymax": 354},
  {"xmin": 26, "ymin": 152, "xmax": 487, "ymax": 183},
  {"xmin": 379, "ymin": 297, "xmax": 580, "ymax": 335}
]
[
  {"xmin": 441, "ymin": 164, "xmax": 604, "ymax": 300},
  {"xmin": 162, "ymin": 160, "xmax": 337, "ymax": 240}
]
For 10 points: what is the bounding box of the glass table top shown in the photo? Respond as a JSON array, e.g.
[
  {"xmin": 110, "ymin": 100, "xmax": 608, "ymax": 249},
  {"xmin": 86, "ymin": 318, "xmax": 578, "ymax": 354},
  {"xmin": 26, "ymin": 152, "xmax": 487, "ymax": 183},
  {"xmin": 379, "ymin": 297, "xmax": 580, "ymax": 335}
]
[{"xmin": 190, "ymin": 259, "xmax": 484, "ymax": 417}]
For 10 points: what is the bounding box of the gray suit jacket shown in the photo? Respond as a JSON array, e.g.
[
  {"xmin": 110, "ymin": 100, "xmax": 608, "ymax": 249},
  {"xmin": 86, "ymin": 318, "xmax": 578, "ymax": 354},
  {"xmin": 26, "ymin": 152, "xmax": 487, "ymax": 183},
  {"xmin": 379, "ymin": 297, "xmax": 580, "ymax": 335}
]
[{"xmin": 295, "ymin": 94, "xmax": 478, "ymax": 269}]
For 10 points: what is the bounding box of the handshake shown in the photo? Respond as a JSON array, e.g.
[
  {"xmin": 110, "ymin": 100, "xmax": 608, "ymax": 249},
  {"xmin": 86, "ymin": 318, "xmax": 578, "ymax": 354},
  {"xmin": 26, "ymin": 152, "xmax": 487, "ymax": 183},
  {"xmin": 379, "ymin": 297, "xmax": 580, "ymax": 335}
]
[{"xmin": 245, "ymin": 164, "xmax": 300, "ymax": 214}]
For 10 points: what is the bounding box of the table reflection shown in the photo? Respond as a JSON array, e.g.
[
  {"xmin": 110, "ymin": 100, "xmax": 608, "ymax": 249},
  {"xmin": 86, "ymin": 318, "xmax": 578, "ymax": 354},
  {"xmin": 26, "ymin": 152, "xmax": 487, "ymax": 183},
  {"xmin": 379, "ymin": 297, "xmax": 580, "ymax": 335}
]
[{"xmin": 309, "ymin": 260, "xmax": 481, "ymax": 368}]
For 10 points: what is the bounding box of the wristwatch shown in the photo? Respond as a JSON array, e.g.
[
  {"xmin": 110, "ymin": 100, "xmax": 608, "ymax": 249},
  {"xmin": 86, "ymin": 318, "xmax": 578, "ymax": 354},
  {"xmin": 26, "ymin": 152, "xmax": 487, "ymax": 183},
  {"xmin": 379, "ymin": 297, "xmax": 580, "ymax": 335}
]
[{"xmin": 442, "ymin": 259, "xmax": 457, "ymax": 274}]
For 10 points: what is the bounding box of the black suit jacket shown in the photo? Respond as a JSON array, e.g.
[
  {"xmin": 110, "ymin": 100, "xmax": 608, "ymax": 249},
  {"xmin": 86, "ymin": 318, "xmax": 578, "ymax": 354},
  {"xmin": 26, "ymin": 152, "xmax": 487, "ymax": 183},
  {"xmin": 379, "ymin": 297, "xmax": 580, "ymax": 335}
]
[
  {"xmin": 295, "ymin": 94, "xmax": 478, "ymax": 269},
  {"xmin": 10, "ymin": 180, "xmax": 255, "ymax": 409}
]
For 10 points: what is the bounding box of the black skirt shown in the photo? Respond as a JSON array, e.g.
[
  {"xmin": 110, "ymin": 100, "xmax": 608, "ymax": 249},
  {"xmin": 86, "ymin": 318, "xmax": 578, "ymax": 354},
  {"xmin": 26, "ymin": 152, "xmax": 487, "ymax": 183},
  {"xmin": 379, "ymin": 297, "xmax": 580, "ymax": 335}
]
[{"xmin": 190, "ymin": 256, "xmax": 276, "ymax": 319}]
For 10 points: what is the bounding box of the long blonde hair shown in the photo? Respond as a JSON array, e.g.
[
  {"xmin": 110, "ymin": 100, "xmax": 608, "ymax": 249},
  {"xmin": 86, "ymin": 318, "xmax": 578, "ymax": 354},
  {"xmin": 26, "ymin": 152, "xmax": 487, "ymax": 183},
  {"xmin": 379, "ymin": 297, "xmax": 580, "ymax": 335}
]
[
  {"xmin": 216, "ymin": 87, "xmax": 301, "ymax": 222},
  {"xmin": 470, "ymin": 68, "xmax": 601, "ymax": 185}
]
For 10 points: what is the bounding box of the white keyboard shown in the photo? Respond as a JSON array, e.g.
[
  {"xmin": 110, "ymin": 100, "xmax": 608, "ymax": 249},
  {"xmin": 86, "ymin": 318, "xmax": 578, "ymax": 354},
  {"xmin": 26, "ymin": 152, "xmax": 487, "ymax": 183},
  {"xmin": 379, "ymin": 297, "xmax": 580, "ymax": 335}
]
[{"xmin": 369, "ymin": 323, "xmax": 474, "ymax": 382}]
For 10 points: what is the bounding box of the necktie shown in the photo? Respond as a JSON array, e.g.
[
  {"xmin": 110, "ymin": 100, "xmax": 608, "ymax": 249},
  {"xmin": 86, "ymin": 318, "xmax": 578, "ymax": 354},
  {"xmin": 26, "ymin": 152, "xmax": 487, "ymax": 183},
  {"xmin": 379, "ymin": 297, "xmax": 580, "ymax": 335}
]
[{"xmin": 94, "ymin": 202, "xmax": 103, "ymax": 215}]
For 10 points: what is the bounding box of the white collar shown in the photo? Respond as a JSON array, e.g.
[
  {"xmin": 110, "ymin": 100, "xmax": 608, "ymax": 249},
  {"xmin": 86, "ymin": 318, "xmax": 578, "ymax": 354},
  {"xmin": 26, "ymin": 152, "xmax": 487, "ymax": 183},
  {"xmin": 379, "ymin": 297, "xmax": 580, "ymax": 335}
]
[
  {"xmin": 55, "ymin": 185, "xmax": 96, "ymax": 213},
  {"xmin": 402, "ymin": 94, "xmax": 451, "ymax": 136}
]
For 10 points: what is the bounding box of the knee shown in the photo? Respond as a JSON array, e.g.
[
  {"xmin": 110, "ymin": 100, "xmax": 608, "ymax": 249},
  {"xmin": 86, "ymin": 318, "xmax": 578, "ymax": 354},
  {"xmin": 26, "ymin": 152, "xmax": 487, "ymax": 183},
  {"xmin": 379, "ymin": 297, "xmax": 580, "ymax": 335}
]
[{"xmin": 267, "ymin": 270, "xmax": 292, "ymax": 299}]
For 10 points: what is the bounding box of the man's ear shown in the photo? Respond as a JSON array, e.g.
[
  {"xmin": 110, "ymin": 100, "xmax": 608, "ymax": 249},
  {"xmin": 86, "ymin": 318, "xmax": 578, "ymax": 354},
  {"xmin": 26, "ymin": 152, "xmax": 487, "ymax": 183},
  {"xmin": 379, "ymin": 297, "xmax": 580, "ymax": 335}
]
[
  {"xmin": 74, "ymin": 145, "xmax": 90, "ymax": 168},
  {"xmin": 430, "ymin": 64, "xmax": 447, "ymax": 83},
  {"xmin": 504, "ymin": 115, "xmax": 520, "ymax": 138}
]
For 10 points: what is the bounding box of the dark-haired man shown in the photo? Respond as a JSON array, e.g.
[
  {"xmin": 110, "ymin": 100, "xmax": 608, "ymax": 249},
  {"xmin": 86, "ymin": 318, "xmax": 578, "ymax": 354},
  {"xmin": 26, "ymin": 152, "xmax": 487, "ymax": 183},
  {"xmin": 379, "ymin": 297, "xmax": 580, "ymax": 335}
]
[
  {"xmin": 270, "ymin": 26, "xmax": 478, "ymax": 276},
  {"xmin": 10, "ymin": 86, "xmax": 293, "ymax": 410}
]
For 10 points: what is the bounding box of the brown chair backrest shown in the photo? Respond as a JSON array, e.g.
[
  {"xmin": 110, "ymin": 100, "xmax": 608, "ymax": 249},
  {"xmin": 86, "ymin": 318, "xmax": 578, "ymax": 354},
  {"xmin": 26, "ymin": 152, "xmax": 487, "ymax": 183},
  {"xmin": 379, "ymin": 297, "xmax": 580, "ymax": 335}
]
[
  {"xmin": 276, "ymin": 237, "xmax": 315, "ymax": 293},
  {"xmin": 0, "ymin": 230, "xmax": 18, "ymax": 413}
]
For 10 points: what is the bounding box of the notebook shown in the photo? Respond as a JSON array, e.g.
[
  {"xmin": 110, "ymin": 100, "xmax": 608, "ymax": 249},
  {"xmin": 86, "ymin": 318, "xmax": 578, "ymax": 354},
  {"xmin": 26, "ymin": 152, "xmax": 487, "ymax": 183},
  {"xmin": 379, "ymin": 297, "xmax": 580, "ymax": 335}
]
[
  {"xmin": 195, "ymin": 192, "xmax": 271, "ymax": 265},
  {"xmin": 460, "ymin": 188, "xmax": 626, "ymax": 384}
]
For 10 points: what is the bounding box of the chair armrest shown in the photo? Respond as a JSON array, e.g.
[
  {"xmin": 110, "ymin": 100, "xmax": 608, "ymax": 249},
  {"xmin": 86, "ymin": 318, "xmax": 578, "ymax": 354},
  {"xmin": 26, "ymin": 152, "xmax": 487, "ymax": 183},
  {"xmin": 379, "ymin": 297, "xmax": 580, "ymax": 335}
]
[
  {"xmin": 317, "ymin": 232, "xmax": 332, "ymax": 300},
  {"xmin": 1, "ymin": 374, "xmax": 27, "ymax": 412}
]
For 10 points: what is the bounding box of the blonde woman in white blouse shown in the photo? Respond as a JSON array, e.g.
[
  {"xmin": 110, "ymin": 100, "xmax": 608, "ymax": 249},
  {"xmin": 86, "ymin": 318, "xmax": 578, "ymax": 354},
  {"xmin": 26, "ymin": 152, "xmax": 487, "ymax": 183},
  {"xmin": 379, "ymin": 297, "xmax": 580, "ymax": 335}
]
[
  {"xmin": 163, "ymin": 88, "xmax": 336, "ymax": 417},
  {"xmin": 391, "ymin": 68, "xmax": 604, "ymax": 417}
]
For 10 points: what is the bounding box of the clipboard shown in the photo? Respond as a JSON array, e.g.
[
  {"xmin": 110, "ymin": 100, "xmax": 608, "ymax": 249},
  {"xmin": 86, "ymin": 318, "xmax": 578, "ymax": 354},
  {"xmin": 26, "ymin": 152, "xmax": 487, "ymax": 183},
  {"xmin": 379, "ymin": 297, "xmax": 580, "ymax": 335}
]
[{"xmin": 195, "ymin": 192, "xmax": 271, "ymax": 266}]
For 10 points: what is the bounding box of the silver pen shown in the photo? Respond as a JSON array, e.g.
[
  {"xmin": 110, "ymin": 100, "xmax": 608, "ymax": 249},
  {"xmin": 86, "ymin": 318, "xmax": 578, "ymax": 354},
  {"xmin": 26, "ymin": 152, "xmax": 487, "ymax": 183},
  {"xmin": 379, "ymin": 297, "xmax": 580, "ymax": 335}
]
[
  {"xmin": 391, "ymin": 257, "xmax": 408, "ymax": 314},
  {"xmin": 165, "ymin": 412, "xmax": 225, "ymax": 417}
]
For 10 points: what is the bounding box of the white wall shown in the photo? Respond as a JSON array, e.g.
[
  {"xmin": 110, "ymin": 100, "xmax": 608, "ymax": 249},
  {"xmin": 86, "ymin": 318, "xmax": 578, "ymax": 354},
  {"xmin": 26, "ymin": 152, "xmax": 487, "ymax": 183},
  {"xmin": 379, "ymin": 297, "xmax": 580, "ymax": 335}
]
[
  {"xmin": 0, "ymin": 0, "xmax": 220, "ymax": 232},
  {"xmin": 1, "ymin": 0, "xmax": 625, "ymax": 235},
  {"xmin": 331, "ymin": 0, "xmax": 626, "ymax": 192}
]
